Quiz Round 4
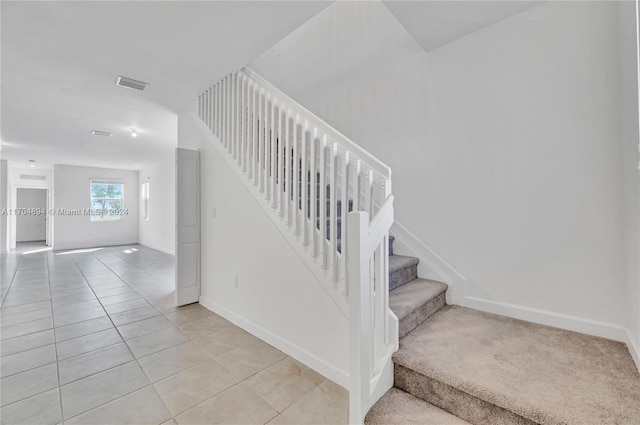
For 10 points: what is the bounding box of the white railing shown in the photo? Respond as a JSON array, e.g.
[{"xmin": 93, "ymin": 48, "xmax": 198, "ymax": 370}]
[{"xmin": 198, "ymin": 67, "xmax": 398, "ymax": 424}]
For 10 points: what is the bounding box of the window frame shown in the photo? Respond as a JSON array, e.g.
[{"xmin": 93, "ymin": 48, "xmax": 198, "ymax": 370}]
[
  {"xmin": 141, "ymin": 180, "xmax": 150, "ymax": 221},
  {"xmin": 89, "ymin": 180, "xmax": 125, "ymax": 222}
]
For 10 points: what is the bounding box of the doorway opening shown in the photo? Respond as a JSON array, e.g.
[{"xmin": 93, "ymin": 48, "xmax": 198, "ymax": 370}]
[{"xmin": 15, "ymin": 187, "xmax": 50, "ymax": 250}]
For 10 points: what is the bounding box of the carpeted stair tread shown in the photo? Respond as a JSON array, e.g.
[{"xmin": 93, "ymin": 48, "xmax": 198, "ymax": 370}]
[
  {"xmin": 393, "ymin": 305, "xmax": 640, "ymax": 425},
  {"xmin": 389, "ymin": 255, "xmax": 419, "ymax": 290},
  {"xmin": 389, "ymin": 279, "xmax": 447, "ymax": 338},
  {"xmin": 389, "ymin": 255, "xmax": 419, "ymax": 273},
  {"xmin": 365, "ymin": 388, "xmax": 471, "ymax": 425}
]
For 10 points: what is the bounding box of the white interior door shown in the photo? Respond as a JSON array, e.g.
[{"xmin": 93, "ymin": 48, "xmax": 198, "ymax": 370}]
[{"xmin": 175, "ymin": 148, "xmax": 201, "ymax": 306}]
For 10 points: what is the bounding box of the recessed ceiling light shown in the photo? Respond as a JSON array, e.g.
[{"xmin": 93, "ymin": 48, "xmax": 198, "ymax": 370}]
[
  {"xmin": 115, "ymin": 76, "xmax": 149, "ymax": 91},
  {"xmin": 131, "ymin": 129, "xmax": 138, "ymax": 138},
  {"xmin": 91, "ymin": 130, "xmax": 113, "ymax": 137}
]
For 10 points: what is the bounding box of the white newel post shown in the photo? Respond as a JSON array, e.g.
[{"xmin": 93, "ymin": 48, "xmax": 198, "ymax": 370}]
[{"xmin": 348, "ymin": 210, "xmax": 371, "ymax": 425}]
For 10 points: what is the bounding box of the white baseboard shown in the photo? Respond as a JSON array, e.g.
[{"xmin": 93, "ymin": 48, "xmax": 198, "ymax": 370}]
[
  {"xmin": 199, "ymin": 295, "xmax": 349, "ymax": 389},
  {"xmin": 463, "ymin": 295, "xmax": 629, "ymax": 342},
  {"xmin": 52, "ymin": 240, "xmax": 139, "ymax": 251},
  {"xmin": 627, "ymin": 330, "xmax": 640, "ymax": 373},
  {"xmin": 139, "ymin": 241, "xmax": 175, "ymax": 256},
  {"xmin": 390, "ymin": 221, "xmax": 467, "ymax": 305},
  {"xmin": 389, "ymin": 221, "xmax": 636, "ymax": 345}
]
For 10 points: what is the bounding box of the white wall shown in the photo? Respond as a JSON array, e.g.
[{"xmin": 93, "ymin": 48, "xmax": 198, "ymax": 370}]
[
  {"xmin": 0, "ymin": 160, "xmax": 8, "ymax": 254},
  {"xmin": 53, "ymin": 164, "xmax": 138, "ymax": 250},
  {"xmin": 250, "ymin": 1, "xmax": 632, "ymax": 341},
  {"xmin": 178, "ymin": 102, "xmax": 349, "ymax": 387},
  {"xmin": 16, "ymin": 188, "xmax": 47, "ymax": 242},
  {"xmin": 618, "ymin": 0, "xmax": 640, "ymax": 369},
  {"xmin": 139, "ymin": 158, "xmax": 175, "ymax": 255}
]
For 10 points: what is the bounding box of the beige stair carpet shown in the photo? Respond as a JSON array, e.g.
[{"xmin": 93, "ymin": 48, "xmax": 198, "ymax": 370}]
[{"xmin": 394, "ymin": 306, "xmax": 640, "ymax": 425}]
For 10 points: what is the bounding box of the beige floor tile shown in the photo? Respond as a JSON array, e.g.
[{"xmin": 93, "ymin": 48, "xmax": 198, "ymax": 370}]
[
  {"xmin": 50, "ymin": 292, "xmax": 96, "ymax": 306},
  {"xmin": 161, "ymin": 419, "xmax": 178, "ymax": 425},
  {"xmin": 175, "ymin": 382, "xmax": 278, "ymax": 425},
  {"xmin": 154, "ymin": 301, "xmax": 178, "ymax": 314},
  {"xmin": 104, "ymin": 298, "xmax": 151, "ymax": 315},
  {"xmin": 178, "ymin": 314, "xmax": 235, "ymax": 339},
  {"xmin": 0, "ymin": 307, "xmax": 52, "ymax": 328},
  {"xmin": 0, "ymin": 363, "xmax": 59, "ymax": 407},
  {"xmin": 53, "ymin": 306, "xmax": 107, "ymax": 327},
  {"xmin": 56, "ymin": 328, "xmax": 123, "ymax": 360},
  {"xmin": 0, "ymin": 317, "xmax": 53, "ymax": 340},
  {"xmin": 154, "ymin": 359, "xmax": 243, "ymax": 415},
  {"xmin": 138, "ymin": 340, "xmax": 212, "ymax": 382},
  {"xmin": 54, "ymin": 316, "xmax": 113, "ymax": 341},
  {"xmin": 2, "ymin": 292, "xmax": 51, "ymax": 307},
  {"xmin": 50, "ymin": 287, "xmax": 93, "ymax": 300},
  {"xmin": 215, "ymin": 338, "xmax": 287, "ymax": 380},
  {"xmin": 265, "ymin": 415, "xmax": 288, "ymax": 425},
  {"xmin": 60, "ymin": 361, "xmax": 150, "ymax": 419},
  {"xmin": 92, "ymin": 285, "xmax": 134, "ymax": 298},
  {"xmin": 0, "ymin": 300, "xmax": 51, "ymax": 317},
  {"xmin": 0, "ymin": 329, "xmax": 55, "ymax": 357},
  {"xmin": 279, "ymin": 380, "xmax": 348, "ymax": 425},
  {"xmin": 58, "ymin": 342, "xmax": 133, "ymax": 385},
  {"xmin": 1, "ymin": 343, "xmax": 57, "ymax": 378},
  {"xmin": 99, "ymin": 291, "xmax": 143, "ymax": 306},
  {"xmin": 165, "ymin": 304, "xmax": 214, "ymax": 325},
  {"xmin": 50, "ymin": 298, "xmax": 103, "ymax": 314},
  {"xmin": 245, "ymin": 357, "xmax": 326, "ymax": 412},
  {"xmin": 110, "ymin": 305, "xmax": 161, "ymax": 326},
  {"xmin": 126, "ymin": 326, "xmax": 190, "ymax": 358},
  {"xmin": 65, "ymin": 386, "xmax": 171, "ymax": 425},
  {"xmin": 193, "ymin": 326, "xmax": 262, "ymax": 357},
  {"xmin": 117, "ymin": 315, "xmax": 173, "ymax": 340},
  {"xmin": 0, "ymin": 388, "xmax": 62, "ymax": 425}
]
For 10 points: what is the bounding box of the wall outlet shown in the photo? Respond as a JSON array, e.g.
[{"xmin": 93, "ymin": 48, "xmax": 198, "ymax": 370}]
[{"xmin": 233, "ymin": 275, "xmax": 238, "ymax": 288}]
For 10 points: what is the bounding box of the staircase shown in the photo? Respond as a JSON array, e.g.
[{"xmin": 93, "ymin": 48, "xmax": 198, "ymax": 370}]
[
  {"xmin": 198, "ymin": 67, "xmax": 640, "ymax": 425},
  {"xmin": 366, "ymin": 234, "xmax": 640, "ymax": 425}
]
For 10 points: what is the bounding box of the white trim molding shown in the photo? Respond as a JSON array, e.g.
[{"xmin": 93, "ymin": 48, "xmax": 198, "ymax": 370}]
[
  {"xmin": 52, "ymin": 240, "xmax": 139, "ymax": 252},
  {"xmin": 464, "ymin": 296, "xmax": 629, "ymax": 343},
  {"xmin": 628, "ymin": 330, "xmax": 640, "ymax": 372},
  {"xmin": 199, "ymin": 295, "xmax": 349, "ymax": 389},
  {"xmin": 390, "ymin": 220, "xmax": 636, "ymax": 349},
  {"xmin": 390, "ymin": 221, "xmax": 467, "ymax": 305},
  {"xmin": 139, "ymin": 242, "xmax": 175, "ymax": 256}
]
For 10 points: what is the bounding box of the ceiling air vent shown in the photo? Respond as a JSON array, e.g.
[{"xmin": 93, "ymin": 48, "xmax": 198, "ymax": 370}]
[
  {"xmin": 115, "ymin": 76, "xmax": 149, "ymax": 91},
  {"xmin": 91, "ymin": 130, "xmax": 113, "ymax": 137},
  {"xmin": 20, "ymin": 174, "xmax": 46, "ymax": 181}
]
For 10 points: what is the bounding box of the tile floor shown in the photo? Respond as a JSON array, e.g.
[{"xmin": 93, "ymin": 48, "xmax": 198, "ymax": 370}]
[{"xmin": 1, "ymin": 243, "xmax": 348, "ymax": 425}]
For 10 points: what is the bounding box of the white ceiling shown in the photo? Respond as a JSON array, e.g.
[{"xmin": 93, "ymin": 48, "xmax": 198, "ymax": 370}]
[
  {"xmin": 0, "ymin": 1, "xmax": 331, "ymax": 170},
  {"xmin": 382, "ymin": 1, "xmax": 543, "ymax": 52},
  {"xmin": 1, "ymin": 1, "xmax": 545, "ymax": 172}
]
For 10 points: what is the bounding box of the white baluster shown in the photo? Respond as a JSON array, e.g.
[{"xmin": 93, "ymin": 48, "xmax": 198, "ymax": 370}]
[
  {"xmin": 284, "ymin": 111, "xmax": 291, "ymax": 227},
  {"xmin": 329, "ymin": 142, "xmax": 338, "ymax": 283},
  {"xmin": 301, "ymin": 122, "xmax": 309, "ymax": 247},
  {"xmin": 253, "ymin": 86, "xmax": 259, "ymax": 186},
  {"xmin": 278, "ymin": 104, "xmax": 285, "ymax": 218},
  {"xmin": 340, "ymin": 151, "xmax": 350, "ymax": 289},
  {"xmin": 310, "ymin": 129, "xmax": 318, "ymax": 258},
  {"xmin": 292, "ymin": 116, "xmax": 299, "ymax": 236},
  {"xmin": 271, "ymin": 98, "xmax": 277, "ymax": 209},
  {"xmin": 258, "ymin": 90, "xmax": 264, "ymax": 190},
  {"xmin": 319, "ymin": 135, "xmax": 327, "ymax": 270},
  {"xmin": 264, "ymin": 94, "xmax": 271, "ymax": 201}
]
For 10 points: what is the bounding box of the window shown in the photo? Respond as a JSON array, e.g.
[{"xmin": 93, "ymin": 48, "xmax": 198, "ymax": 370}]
[
  {"xmin": 141, "ymin": 181, "xmax": 150, "ymax": 220},
  {"xmin": 90, "ymin": 181, "xmax": 124, "ymax": 221}
]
